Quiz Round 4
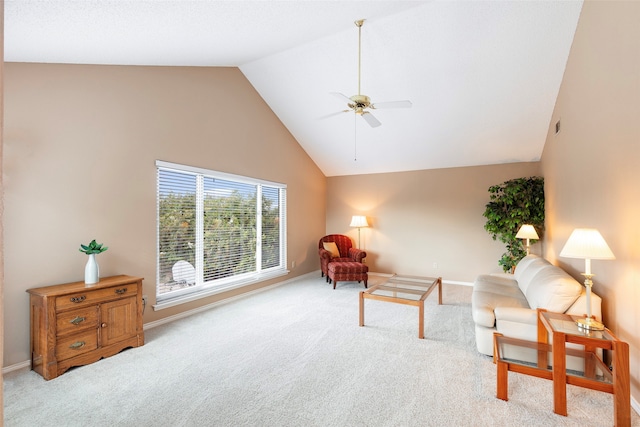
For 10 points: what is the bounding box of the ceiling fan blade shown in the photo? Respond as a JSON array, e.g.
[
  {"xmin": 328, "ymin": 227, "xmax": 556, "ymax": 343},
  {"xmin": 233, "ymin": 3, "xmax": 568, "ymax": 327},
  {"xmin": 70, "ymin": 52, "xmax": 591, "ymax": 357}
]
[
  {"xmin": 319, "ymin": 110, "xmax": 350, "ymax": 120},
  {"xmin": 371, "ymin": 100, "xmax": 412, "ymax": 109},
  {"xmin": 331, "ymin": 92, "xmax": 353, "ymax": 103},
  {"xmin": 361, "ymin": 112, "xmax": 382, "ymax": 128}
]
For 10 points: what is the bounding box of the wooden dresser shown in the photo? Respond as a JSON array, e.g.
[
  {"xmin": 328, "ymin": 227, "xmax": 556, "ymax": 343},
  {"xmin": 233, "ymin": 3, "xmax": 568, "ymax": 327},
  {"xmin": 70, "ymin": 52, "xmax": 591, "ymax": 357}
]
[{"xmin": 27, "ymin": 275, "xmax": 144, "ymax": 380}]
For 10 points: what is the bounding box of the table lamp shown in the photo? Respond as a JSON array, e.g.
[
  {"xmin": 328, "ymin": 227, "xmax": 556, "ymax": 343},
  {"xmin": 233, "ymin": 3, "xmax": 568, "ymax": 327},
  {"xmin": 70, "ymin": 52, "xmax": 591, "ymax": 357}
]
[
  {"xmin": 559, "ymin": 228, "xmax": 615, "ymax": 330},
  {"xmin": 516, "ymin": 224, "xmax": 539, "ymax": 255},
  {"xmin": 350, "ymin": 215, "xmax": 369, "ymax": 248}
]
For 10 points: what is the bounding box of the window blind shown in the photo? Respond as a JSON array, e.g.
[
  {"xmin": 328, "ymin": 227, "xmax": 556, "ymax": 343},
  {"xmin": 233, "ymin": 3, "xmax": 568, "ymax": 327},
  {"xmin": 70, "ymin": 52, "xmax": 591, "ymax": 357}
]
[{"xmin": 156, "ymin": 161, "xmax": 287, "ymax": 302}]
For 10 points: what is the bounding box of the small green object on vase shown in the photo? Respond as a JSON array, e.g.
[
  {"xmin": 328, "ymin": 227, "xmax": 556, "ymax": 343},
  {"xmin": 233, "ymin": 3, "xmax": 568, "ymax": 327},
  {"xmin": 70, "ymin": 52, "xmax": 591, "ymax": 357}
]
[{"xmin": 80, "ymin": 240, "xmax": 108, "ymax": 284}]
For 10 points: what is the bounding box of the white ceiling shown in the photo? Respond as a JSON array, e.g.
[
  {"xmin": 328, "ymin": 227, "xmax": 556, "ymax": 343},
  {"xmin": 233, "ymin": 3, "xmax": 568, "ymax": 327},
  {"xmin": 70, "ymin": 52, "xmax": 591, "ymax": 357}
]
[{"xmin": 5, "ymin": 1, "xmax": 583, "ymax": 177}]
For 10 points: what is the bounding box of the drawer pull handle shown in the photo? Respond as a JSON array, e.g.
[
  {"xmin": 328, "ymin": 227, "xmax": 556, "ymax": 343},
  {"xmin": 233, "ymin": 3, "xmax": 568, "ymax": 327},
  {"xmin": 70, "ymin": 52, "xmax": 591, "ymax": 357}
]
[
  {"xmin": 70, "ymin": 316, "xmax": 86, "ymax": 325},
  {"xmin": 69, "ymin": 341, "xmax": 85, "ymax": 350},
  {"xmin": 115, "ymin": 288, "xmax": 127, "ymax": 295},
  {"xmin": 70, "ymin": 296, "xmax": 86, "ymax": 303}
]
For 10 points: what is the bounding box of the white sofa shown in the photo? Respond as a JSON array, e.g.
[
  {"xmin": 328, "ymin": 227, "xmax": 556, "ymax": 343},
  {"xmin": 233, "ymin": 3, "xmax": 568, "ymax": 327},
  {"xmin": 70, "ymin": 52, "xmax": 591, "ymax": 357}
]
[{"xmin": 472, "ymin": 254, "xmax": 601, "ymax": 356}]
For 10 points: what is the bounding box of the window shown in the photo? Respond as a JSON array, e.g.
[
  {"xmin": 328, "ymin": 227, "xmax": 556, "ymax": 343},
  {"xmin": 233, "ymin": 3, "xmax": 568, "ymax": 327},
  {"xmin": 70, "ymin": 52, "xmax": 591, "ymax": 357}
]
[{"xmin": 156, "ymin": 160, "xmax": 287, "ymax": 306}]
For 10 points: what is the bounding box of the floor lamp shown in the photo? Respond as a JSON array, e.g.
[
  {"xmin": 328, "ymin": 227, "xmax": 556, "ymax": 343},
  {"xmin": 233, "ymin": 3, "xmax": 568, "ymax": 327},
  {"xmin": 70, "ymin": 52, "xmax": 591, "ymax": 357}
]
[
  {"xmin": 350, "ymin": 215, "xmax": 369, "ymax": 248},
  {"xmin": 559, "ymin": 228, "xmax": 615, "ymax": 330}
]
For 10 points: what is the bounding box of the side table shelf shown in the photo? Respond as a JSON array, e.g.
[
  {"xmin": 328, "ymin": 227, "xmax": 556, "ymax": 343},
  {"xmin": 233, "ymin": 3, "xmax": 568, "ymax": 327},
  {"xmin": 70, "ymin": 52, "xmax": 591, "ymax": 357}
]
[
  {"xmin": 493, "ymin": 308, "xmax": 630, "ymax": 427},
  {"xmin": 27, "ymin": 275, "xmax": 145, "ymax": 380}
]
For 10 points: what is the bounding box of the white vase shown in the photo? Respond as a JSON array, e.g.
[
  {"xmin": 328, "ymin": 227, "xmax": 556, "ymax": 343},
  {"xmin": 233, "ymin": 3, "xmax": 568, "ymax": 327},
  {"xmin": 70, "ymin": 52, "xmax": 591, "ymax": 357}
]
[{"xmin": 85, "ymin": 254, "xmax": 99, "ymax": 285}]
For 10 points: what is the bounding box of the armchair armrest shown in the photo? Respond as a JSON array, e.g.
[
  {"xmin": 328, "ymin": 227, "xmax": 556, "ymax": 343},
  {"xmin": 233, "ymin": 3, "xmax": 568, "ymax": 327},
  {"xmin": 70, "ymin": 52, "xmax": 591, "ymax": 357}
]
[
  {"xmin": 319, "ymin": 248, "xmax": 333, "ymax": 261},
  {"xmin": 348, "ymin": 247, "xmax": 366, "ymax": 263}
]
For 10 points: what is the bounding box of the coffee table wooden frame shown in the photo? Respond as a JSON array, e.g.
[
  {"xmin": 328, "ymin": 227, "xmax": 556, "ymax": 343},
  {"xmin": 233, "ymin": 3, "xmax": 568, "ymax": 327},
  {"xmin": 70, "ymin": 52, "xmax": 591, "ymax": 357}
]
[{"xmin": 359, "ymin": 274, "xmax": 442, "ymax": 339}]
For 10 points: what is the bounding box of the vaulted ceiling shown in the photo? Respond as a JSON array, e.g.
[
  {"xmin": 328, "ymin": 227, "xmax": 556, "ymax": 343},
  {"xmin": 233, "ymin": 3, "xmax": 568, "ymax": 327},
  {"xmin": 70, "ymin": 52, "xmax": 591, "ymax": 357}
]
[{"xmin": 5, "ymin": 1, "xmax": 583, "ymax": 177}]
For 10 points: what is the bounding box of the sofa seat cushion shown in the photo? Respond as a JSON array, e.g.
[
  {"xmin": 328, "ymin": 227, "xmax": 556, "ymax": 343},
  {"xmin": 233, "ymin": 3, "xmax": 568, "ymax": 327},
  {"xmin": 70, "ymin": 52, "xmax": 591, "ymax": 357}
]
[
  {"xmin": 525, "ymin": 266, "xmax": 582, "ymax": 313},
  {"xmin": 472, "ymin": 274, "xmax": 529, "ymax": 328}
]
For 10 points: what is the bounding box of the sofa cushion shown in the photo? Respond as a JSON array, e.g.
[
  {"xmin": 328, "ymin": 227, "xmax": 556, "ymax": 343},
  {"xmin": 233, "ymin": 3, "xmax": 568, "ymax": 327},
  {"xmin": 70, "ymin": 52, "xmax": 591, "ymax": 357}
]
[
  {"xmin": 524, "ymin": 266, "xmax": 582, "ymax": 313},
  {"xmin": 514, "ymin": 255, "xmax": 550, "ymax": 294}
]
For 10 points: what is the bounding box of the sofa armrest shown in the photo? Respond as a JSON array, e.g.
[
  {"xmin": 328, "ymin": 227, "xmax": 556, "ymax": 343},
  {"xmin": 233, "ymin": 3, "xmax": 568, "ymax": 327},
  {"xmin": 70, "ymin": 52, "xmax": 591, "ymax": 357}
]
[
  {"xmin": 495, "ymin": 307, "xmax": 538, "ymax": 342},
  {"xmin": 348, "ymin": 248, "xmax": 366, "ymax": 263},
  {"xmin": 494, "ymin": 307, "xmax": 538, "ymax": 325},
  {"xmin": 565, "ymin": 290, "xmax": 602, "ymax": 321}
]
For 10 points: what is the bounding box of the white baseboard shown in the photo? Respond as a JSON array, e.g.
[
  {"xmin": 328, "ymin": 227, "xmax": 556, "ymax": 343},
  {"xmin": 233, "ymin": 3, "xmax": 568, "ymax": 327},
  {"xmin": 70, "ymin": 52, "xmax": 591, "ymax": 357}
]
[
  {"xmin": 633, "ymin": 396, "xmax": 640, "ymax": 417},
  {"xmin": 2, "ymin": 360, "xmax": 31, "ymax": 374}
]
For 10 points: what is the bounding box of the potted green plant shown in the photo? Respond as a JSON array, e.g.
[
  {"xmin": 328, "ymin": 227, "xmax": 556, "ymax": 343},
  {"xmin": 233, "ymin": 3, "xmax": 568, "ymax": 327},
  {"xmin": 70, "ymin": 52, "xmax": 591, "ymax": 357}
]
[
  {"xmin": 483, "ymin": 177, "xmax": 544, "ymax": 272},
  {"xmin": 80, "ymin": 239, "xmax": 108, "ymax": 284}
]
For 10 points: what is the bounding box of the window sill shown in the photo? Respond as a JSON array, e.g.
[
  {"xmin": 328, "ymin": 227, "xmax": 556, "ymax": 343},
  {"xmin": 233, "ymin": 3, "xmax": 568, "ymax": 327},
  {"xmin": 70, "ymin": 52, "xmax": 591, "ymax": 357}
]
[{"xmin": 152, "ymin": 269, "xmax": 289, "ymax": 311}]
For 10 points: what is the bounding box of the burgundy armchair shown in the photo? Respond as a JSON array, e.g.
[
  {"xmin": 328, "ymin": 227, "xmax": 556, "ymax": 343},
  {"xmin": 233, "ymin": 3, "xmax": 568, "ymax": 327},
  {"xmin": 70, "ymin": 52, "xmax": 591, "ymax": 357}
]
[{"xmin": 318, "ymin": 234, "xmax": 367, "ymax": 284}]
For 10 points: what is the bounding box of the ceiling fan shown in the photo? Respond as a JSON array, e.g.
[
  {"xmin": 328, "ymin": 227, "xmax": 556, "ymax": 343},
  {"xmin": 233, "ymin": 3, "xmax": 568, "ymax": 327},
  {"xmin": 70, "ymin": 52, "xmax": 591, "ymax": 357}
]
[{"xmin": 328, "ymin": 19, "xmax": 412, "ymax": 128}]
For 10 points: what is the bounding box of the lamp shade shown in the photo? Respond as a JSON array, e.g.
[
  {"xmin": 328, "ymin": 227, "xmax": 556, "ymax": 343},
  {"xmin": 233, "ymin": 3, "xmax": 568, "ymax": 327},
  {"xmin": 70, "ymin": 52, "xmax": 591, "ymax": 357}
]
[
  {"xmin": 350, "ymin": 215, "xmax": 369, "ymax": 228},
  {"xmin": 515, "ymin": 224, "xmax": 539, "ymax": 240},
  {"xmin": 559, "ymin": 228, "xmax": 615, "ymax": 260}
]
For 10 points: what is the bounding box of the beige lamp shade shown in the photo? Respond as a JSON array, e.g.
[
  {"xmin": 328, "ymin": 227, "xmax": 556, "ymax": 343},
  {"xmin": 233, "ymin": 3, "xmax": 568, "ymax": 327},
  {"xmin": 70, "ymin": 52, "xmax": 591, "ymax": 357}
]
[
  {"xmin": 559, "ymin": 228, "xmax": 615, "ymax": 260},
  {"xmin": 350, "ymin": 215, "xmax": 369, "ymax": 228},
  {"xmin": 515, "ymin": 224, "xmax": 539, "ymax": 240}
]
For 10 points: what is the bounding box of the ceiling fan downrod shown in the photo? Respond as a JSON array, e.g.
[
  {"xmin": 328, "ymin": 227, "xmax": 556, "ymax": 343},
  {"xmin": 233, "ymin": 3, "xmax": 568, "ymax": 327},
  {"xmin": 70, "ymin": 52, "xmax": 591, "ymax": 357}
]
[
  {"xmin": 349, "ymin": 19, "xmax": 371, "ymax": 115},
  {"xmin": 356, "ymin": 19, "xmax": 364, "ymax": 96}
]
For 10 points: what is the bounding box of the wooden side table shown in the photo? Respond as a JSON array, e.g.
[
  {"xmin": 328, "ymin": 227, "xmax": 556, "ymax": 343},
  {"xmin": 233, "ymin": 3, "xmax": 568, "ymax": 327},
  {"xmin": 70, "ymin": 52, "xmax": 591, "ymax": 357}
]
[{"xmin": 494, "ymin": 308, "xmax": 630, "ymax": 426}]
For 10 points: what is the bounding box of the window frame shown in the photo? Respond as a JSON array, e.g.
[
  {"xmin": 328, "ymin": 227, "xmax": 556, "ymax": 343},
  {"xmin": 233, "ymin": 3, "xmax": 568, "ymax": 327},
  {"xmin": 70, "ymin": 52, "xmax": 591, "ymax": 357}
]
[{"xmin": 155, "ymin": 160, "xmax": 287, "ymax": 310}]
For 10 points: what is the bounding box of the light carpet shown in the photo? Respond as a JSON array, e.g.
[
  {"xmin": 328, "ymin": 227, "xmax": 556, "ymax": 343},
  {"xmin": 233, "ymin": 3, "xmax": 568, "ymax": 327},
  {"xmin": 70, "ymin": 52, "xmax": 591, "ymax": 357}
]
[{"xmin": 4, "ymin": 274, "xmax": 639, "ymax": 426}]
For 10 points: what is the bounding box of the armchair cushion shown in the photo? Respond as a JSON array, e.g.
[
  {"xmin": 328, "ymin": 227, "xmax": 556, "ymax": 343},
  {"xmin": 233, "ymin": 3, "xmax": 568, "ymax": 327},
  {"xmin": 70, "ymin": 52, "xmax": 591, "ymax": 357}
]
[{"xmin": 323, "ymin": 241, "xmax": 340, "ymax": 258}]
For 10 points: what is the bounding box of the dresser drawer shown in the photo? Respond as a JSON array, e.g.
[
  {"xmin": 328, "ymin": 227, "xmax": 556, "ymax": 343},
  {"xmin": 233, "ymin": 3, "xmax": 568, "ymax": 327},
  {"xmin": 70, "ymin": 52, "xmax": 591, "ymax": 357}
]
[
  {"xmin": 56, "ymin": 285, "xmax": 138, "ymax": 311},
  {"xmin": 56, "ymin": 306, "xmax": 99, "ymax": 336},
  {"xmin": 56, "ymin": 330, "xmax": 98, "ymax": 361}
]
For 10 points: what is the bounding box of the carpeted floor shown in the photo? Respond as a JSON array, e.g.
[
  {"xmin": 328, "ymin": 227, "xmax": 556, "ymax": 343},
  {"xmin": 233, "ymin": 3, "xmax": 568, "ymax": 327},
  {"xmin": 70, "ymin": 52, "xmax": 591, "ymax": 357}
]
[{"xmin": 4, "ymin": 273, "xmax": 639, "ymax": 426}]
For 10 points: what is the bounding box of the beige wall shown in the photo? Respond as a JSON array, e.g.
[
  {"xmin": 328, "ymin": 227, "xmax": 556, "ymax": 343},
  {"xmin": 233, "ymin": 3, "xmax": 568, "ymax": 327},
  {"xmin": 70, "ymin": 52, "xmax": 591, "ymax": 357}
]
[
  {"xmin": 1, "ymin": 0, "xmax": 5, "ymax": 418},
  {"xmin": 2, "ymin": 64, "xmax": 326, "ymax": 367},
  {"xmin": 541, "ymin": 1, "xmax": 640, "ymax": 403},
  {"xmin": 326, "ymin": 162, "xmax": 541, "ymax": 282}
]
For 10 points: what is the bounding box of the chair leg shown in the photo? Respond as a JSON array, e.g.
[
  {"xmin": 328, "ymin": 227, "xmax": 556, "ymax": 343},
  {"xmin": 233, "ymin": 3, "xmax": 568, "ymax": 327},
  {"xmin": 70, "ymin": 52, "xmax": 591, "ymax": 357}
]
[
  {"xmin": 364, "ymin": 279, "xmax": 368, "ymax": 288},
  {"xmin": 333, "ymin": 280, "xmax": 337, "ymax": 290}
]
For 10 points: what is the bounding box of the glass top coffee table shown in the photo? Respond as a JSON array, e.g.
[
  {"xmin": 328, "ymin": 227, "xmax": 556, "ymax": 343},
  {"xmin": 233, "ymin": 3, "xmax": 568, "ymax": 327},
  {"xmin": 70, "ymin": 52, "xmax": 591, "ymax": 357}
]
[{"xmin": 358, "ymin": 274, "xmax": 442, "ymax": 339}]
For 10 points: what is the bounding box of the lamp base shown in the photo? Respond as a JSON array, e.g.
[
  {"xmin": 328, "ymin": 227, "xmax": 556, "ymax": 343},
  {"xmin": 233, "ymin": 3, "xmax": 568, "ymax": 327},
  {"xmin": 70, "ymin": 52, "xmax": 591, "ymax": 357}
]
[{"xmin": 576, "ymin": 317, "xmax": 604, "ymax": 331}]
